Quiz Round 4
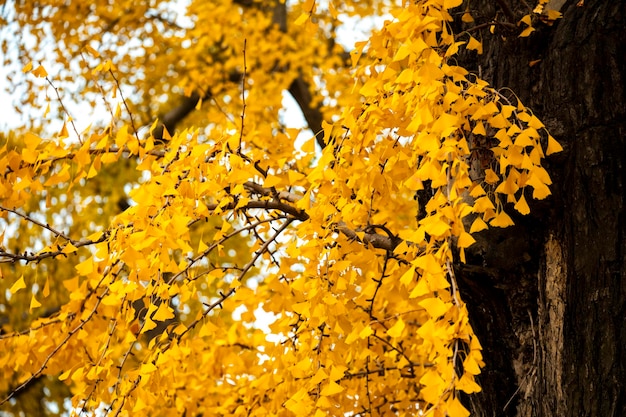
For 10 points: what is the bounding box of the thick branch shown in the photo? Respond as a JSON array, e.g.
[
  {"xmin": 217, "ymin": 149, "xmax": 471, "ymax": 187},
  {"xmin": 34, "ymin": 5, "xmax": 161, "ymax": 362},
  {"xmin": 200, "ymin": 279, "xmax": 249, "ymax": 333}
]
[
  {"xmin": 268, "ymin": 0, "xmax": 326, "ymax": 149},
  {"xmin": 205, "ymin": 199, "xmax": 309, "ymax": 222},
  {"xmin": 288, "ymin": 77, "xmax": 326, "ymax": 149},
  {"xmin": 242, "ymin": 182, "xmax": 413, "ymax": 252},
  {"xmin": 152, "ymin": 92, "xmax": 202, "ymax": 141},
  {"xmin": 271, "ymin": 0, "xmax": 287, "ymax": 32},
  {"xmin": 243, "ymin": 181, "xmax": 302, "ymax": 203},
  {"xmin": 335, "ymin": 221, "xmax": 403, "ymax": 252}
]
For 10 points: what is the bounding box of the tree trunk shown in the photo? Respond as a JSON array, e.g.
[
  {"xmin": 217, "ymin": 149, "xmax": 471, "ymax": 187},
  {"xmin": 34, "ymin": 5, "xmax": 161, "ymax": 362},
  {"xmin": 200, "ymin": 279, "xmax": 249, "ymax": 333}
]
[{"xmin": 455, "ymin": 1, "xmax": 626, "ymax": 416}]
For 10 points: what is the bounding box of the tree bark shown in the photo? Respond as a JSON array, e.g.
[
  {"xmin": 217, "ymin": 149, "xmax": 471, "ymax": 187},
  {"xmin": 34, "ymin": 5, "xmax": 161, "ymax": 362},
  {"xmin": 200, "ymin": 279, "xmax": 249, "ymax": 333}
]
[{"xmin": 455, "ymin": 1, "xmax": 626, "ymax": 416}]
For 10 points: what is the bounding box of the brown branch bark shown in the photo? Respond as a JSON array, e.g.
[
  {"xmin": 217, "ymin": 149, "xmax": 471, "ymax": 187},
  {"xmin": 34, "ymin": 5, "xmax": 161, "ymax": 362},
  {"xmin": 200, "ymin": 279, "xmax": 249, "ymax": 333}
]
[
  {"xmin": 151, "ymin": 92, "xmax": 203, "ymax": 142},
  {"xmin": 495, "ymin": 0, "xmax": 517, "ymax": 23},
  {"xmin": 205, "ymin": 199, "xmax": 309, "ymax": 222},
  {"xmin": 334, "ymin": 221, "xmax": 403, "ymax": 252},
  {"xmin": 241, "ymin": 182, "xmax": 418, "ymax": 252},
  {"xmin": 288, "ymin": 77, "xmax": 326, "ymax": 149},
  {"xmin": 273, "ymin": 0, "xmax": 327, "ymax": 149}
]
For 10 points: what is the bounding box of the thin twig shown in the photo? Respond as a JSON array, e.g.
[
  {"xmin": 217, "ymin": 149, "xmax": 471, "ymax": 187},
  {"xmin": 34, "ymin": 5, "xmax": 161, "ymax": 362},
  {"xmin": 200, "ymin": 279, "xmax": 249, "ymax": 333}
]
[
  {"xmin": 108, "ymin": 68, "xmax": 140, "ymax": 144},
  {"xmin": 45, "ymin": 77, "xmax": 82, "ymax": 144},
  {"xmin": 78, "ymin": 317, "xmax": 118, "ymax": 415},
  {"xmin": 78, "ymin": 51, "xmax": 115, "ymax": 123},
  {"xmin": 0, "ymin": 206, "xmax": 110, "ymax": 264},
  {"xmin": 1, "ymin": 206, "xmax": 73, "ymax": 242},
  {"xmin": 176, "ymin": 218, "xmax": 294, "ymax": 341},
  {"xmin": 238, "ymin": 38, "xmax": 247, "ymax": 152},
  {"xmin": 111, "ymin": 377, "xmax": 141, "ymax": 417},
  {"xmin": 503, "ymin": 310, "xmax": 538, "ymax": 411},
  {"xmin": 167, "ymin": 216, "xmax": 287, "ymax": 285}
]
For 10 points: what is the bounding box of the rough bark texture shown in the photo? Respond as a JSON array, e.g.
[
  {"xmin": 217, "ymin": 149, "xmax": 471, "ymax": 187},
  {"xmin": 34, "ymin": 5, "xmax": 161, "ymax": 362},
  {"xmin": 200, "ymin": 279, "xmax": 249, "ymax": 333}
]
[{"xmin": 455, "ymin": 0, "xmax": 626, "ymax": 416}]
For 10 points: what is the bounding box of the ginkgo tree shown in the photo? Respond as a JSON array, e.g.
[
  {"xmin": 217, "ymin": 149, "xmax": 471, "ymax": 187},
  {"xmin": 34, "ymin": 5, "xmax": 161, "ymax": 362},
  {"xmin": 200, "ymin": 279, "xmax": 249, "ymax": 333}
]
[{"xmin": 0, "ymin": 0, "xmax": 563, "ymax": 416}]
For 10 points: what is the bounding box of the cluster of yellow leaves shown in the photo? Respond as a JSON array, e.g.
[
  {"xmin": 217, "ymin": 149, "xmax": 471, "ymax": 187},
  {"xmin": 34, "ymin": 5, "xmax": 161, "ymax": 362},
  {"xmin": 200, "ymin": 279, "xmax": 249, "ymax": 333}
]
[{"xmin": 0, "ymin": 1, "xmax": 561, "ymax": 416}]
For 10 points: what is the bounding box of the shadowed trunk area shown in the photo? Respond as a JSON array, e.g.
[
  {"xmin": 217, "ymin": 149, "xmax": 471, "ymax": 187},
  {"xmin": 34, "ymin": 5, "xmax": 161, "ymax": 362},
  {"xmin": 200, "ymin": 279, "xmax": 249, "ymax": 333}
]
[{"xmin": 454, "ymin": 0, "xmax": 626, "ymax": 415}]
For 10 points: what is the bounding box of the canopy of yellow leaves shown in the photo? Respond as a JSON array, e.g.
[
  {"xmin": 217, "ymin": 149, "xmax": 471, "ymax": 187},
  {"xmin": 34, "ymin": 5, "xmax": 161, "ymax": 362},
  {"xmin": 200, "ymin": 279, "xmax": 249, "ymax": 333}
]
[{"xmin": 0, "ymin": 0, "xmax": 559, "ymax": 416}]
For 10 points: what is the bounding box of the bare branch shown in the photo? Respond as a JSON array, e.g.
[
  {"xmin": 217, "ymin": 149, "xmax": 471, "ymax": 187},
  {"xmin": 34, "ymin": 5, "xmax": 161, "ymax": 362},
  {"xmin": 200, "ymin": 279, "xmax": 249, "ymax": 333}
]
[
  {"xmin": 0, "ymin": 206, "xmax": 110, "ymax": 264},
  {"xmin": 109, "ymin": 68, "xmax": 140, "ymax": 142},
  {"xmin": 45, "ymin": 77, "xmax": 82, "ymax": 144},
  {"xmin": 238, "ymin": 39, "xmax": 248, "ymax": 152},
  {"xmin": 241, "ymin": 182, "xmax": 418, "ymax": 252},
  {"xmin": 335, "ymin": 221, "xmax": 403, "ymax": 252},
  {"xmin": 243, "ymin": 181, "xmax": 302, "ymax": 203},
  {"xmin": 205, "ymin": 199, "xmax": 309, "ymax": 222}
]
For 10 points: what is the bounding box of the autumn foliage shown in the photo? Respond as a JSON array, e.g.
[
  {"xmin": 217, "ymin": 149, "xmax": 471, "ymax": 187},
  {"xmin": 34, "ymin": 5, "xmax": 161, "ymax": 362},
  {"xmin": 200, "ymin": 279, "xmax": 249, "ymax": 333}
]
[{"xmin": 0, "ymin": 0, "xmax": 561, "ymax": 416}]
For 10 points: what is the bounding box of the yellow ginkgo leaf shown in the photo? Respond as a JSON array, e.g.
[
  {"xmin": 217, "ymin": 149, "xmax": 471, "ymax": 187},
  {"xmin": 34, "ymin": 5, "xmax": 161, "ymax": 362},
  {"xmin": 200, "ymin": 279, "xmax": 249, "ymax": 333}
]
[
  {"xmin": 10, "ymin": 276, "xmax": 27, "ymax": 294},
  {"xmin": 32, "ymin": 65, "xmax": 48, "ymax": 78},
  {"xmin": 466, "ymin": 36, "xmax": 483, "ymax": 54},
  {"xmin": 546, "ymin": 135, "xmax": 563, "ymax": 155},
  {"xmin": 484, "ymin": 169, "xmax": 500, "ymax": 184},
  {"xmin": 463, "ymin": 353, "xmax": 483, "ymax": 375},
  {"xmin": 140, "ymin": 362, "xmax": 157, "ymax": 374},
  {"xmin": 152, "ymin": 302, "xmax": 175, "ymax": 322},
  {"xmin": 419, "ymin": 369, "xmax": 446, "ymax": 404},
  {"xmin": 58, "ymin": 122, "xmax": 69, "ymax": 139},
  {"xmin": 309, "ymin": 368, "xmax": 328, "ymax": 385},
  {"xmin": 294, "ymin": 13, "xmax": 309, "ymax": 26},
  {"xmin": 419, "ymin": 297, "xmax": 450, "ymax": 318},
  {"xmin": 443, "ymin": 0, "xmax": 463, "ymax": 8},
  {"xmin": 400, "ymin": 267, "xmax": 416, "ymax": 285},
  {"xmin": 320, "ymin": 381, "xmax": 344, "ymax": 396},
  {"xmin": 490, "ymin": 211, "xmax": 515, "ymax": 228},
  {"xmin": 24, "ymin": 132, "xmax": 41, "ymax": 150},
  {"xmin": 514, "ymin": 194, "xmax": 531, "ymax": 215},
  {"xmin": 30, "ymin": 294, "xmax": 42, "ymax": 311},
  {"xmin": 386, "ymin": 318, "xmax": 406, "ymax": 338},
  {"xmin": 22, "ymin": 61, "xmax": 33, "ymax": 73},
  {"xmin": 359, "ymin": 325, "xmax": 374, "ymax": 339},
  {"xmin": 329, "ymin": 365, "xmax": 347, "ymax": 382},
  {"xmin": 527, "ymin": 173, "xmax": 552, "ymax": 199},
  {"xmin": 446, "ymin": 396, "xmax": 471, "ymax": 417},
  {"xmin": 462, "ymin": 11, "xmax": 474, "ymax": 23},
  {"xmin": 133, "ymin": 396, "xmax": 147, "ymax": 412},
  {"xmin": 63, "ymin": 242, "xmax": 78, "ymax": 254},
  {"xmin": 140, "ymin": 318, "xmax": 158, "ymax": 334},
  {"xmin": 520, "ymin": 26, "xmax": 535, "ymax": 37},
  {"xmin": 42, "ymin": 277, "xmax": 50, "ymax": 298},
  {"xmin": 457, "ymin": 232, "xmax": 476, "ymax": 248},
  {"xmin": 546, "ymin": 9, "xmax": 563, "ymax": 20},
  {"xmin": 456, "ymin": 372, "xmax": 482, "ymax": 393},
  {"xmin": 75, "ymin": 258, "xmax": 94, "ymax": 276},
  {"xmin": 58, "ymin": 368, "xmax": 72, "ymax": 381}
]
